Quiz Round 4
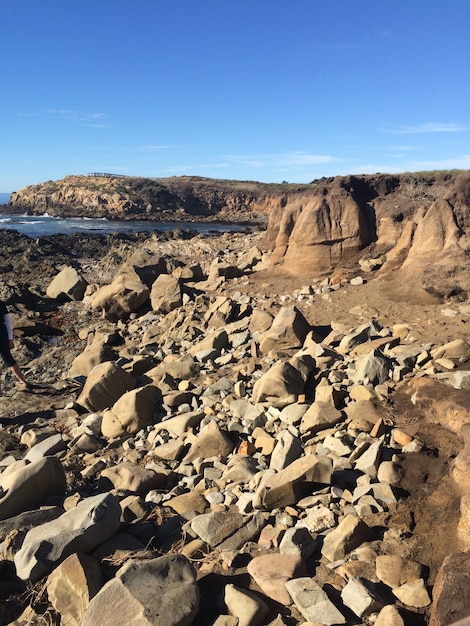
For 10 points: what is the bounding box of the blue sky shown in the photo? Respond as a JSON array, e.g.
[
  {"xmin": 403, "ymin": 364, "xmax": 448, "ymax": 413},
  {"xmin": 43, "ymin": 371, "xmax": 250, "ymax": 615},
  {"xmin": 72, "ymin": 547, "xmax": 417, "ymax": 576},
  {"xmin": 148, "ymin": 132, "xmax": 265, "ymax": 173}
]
[{"xmin": 1, "ymin": 0, "xmax": 469, "ymax": 192}]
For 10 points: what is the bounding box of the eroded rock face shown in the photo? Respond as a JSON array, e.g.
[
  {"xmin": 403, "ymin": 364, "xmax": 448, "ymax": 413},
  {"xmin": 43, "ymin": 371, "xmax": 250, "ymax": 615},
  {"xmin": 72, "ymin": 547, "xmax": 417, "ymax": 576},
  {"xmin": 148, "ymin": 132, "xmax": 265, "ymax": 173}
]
[
  {"xmin": 267, "ymin": 184, "xmax": 377, "ymax": 273},
  {"xmin": 263, "ymin": 171, "xmax": 470, "ymax": 298}
]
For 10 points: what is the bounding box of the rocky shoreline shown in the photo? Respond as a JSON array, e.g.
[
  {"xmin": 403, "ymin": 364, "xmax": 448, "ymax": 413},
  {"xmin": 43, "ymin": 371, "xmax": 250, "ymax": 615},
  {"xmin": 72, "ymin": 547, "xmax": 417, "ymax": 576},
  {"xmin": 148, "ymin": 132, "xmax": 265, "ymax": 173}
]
[{"xmin": 0, "ymin": 227, "xmax": 469, "ymax": 626}]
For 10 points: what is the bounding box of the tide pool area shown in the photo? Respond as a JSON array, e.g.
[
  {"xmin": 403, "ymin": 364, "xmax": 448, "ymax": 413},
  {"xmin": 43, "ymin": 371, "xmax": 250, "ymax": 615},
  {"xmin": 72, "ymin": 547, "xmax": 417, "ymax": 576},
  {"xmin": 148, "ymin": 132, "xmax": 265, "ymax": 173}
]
[{"xmin": 0, "ymin": 213, "xmax": 248, "ymax": 237}]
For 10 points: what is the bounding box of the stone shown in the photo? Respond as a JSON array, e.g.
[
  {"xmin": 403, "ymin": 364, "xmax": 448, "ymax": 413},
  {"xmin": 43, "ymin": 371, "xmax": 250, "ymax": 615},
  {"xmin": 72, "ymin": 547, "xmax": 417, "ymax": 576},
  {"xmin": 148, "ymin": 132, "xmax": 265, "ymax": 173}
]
[
  {"xmin": 76, "ymin": 361, "xmax": 136, "ymax": 412},
  {"xmin": 14, "ymin": 492, "xmax": 121, "ymax": 582},
  {"xmin": 297, "ymin": 504, "xmax": 336, "ymax": 533},
  {"xmin": 183, "ymin": 420, "xmax": 234, "ymax": 463},
  {"xmin": 457, "ymin": 493, "xmax": 470, "ymax": 546},
  {"xmin": 188, "ymin": 328, "xmax": 229, "ymax": 357},
  {"xmin": 247, "ymin": 553, "xmax": 307, "ymax": 605},
  {"xmin": 0, "ymin": 456, "xmax": 66, "ymax": 521},
  {"xmin": 349, "ymin": 384, "xmax": 376, "ymax": 402},
  {"xmin": 285, "ymin": 577, "xmax": 346, "ymax": 624},
  {"xmin": 279, "ymin": 526, "xmax": 318, "ymax": 559},
  {"xmin": 256, "ymin": 454, "xmax": 333, "ymax": 510},
  {"xmin": 146, "ymin": 354, "xmax": 200, "ymax": 385},
  {"xmin": 46, "ymin": 553, "xmax": 103, "ymax": 626},
  {"xmin": 258, "ymin": 306, "xmax": 311, "ymax": 353},
  {"xmin": 46, "ymin": 266, "xmax": 88, "ymax": 301},
  {"xmin": 353, "ymin": 440, "xmax": 382, "ymax": 478},
  {"xmin": 249, "ymin": 308, "xmax": 275, "ymax": 334},
  {"xmin": 217, "ymin": 512, "xmax": 267, "ymax": 552},
  {"xmin": 340, "ymin": 576, "xmax": 387, "ymax": 617},
  {"xmin": 0, "ymin": 506, "xmax": 63, "ymax": 542},
  {"xmin": 211, "ymin": 617, "xmax": 239, "ymax": 626},
  {"xmin": 269, "ymin": 430, "xmax": 303, "ymax": 471},
  {"xmin": 190, "ymin": 508, "xmax": 245, "ymax": 547},
  {"xmin": 68, "ymin": 338, "xmax": 118, "ymax": 377},
  {"xmin": 165, "ymin": 492, "xmax": 209, "ymax": 519},
  {"xmin": 118, "ymin": 248, "xmax": 168, "ymax": 287},
  {"xmin": 23, "ymin": 433, "xmax": 67, "ymax": 463},
  {"xmin": 224, "ymin": 583, "xmax": 269, "ymax": 626},
  {"xmin": 101, "ymin": 462, "xmax": 168, "ymax": 495},
  {"xmin": 322, "ymin": 514, "xmax": 375, "ymax": 562},
  {"xmin": 252, "ymin": 352, "xmax": 316, "ymax": 408},
  {"xmin": 278, "ymin": 402, "xmax": 309, "ymax": 426},
  {"xmin": 431, "ymin": 338, "xmax": 470, "ymax": 360},
  {"xmin": 299, "ymin": 401, "xmax": 343, "ymax": 435},
  {"xmin": 151, "ymin": 409, "xmax": 205, "ymax": 438},
  {"xmin": 82, "ymin": 555, "xmax": 199, "ymax": 626},
  {"xmin": 101, "ymin": 384, "xmax": 162, "ymax": 438},
  {"xmin": 338, "ymin": 323, "xmax": 371, "ymax": 352},
  {"xmin": 392, "ymin": 578, "xmax": 431, "ymax": 608},
  {"xmin": 429, "ymin": 551, "xmax": 470, "ymax": 626},
  {"xmin": 374, "ymin": 604, "xmax": 405, "ymax": 626},
  {"xmin": 377, "ymin": 460, "xmax": 402, "ymax": 485},
  {"xmin": 90, "ymin": 275, "xmax": 150, "ymax": 321},
  {"xmin": 150, "ymin": 273, "xmax": 183, "ymax": 313},
  {"xmin": 351, "ymin": 349, "xmax": 393, "ymax": 386}
]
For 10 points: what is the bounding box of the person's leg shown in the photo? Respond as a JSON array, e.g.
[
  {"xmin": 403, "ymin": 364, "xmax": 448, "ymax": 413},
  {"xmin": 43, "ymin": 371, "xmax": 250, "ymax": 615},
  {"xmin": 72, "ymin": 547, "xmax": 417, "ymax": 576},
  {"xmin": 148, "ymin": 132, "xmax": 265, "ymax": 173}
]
[{"xmin": 11, "ymin": 362, "xmax": 27, "ymax": 385}]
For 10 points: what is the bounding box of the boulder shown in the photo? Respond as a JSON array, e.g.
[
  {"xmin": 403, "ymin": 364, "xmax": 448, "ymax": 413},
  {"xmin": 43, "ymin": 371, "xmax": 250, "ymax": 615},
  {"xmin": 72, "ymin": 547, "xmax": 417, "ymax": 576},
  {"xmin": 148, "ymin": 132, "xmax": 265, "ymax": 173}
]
[
  {"xmin": 322, "ymin": 514, "xmax": 375, "ymax": 562},
  {"xmin": 101, "ymin": 384, "xmax": 162, "ymax": 438},
  {"xmin": 46, "ymin": 553, "xmax": 103, "ymax": 626},
  {"xmin": 252, "ymin": 352, "xmax": 316, "ymax": 407},
  {"xmin": 46, "ymin": 266, "xmax": 87, "ymax": 301},
  {"xmin": 223, "ymin": 584, "xmax": 269, "ymax": 626},
  {"xmin": 76, "ymin": 361, "xmax": 136, "ymax": 412},
  {"xmin": 118, "ymin": 248, "xmax": 168, "ymax": 286},
  {"xmin": 69, "ymin": 339, "xmax": 118, "ymax": 378},
  {"xmin": 100, "ymin": 462, "xmax": 168, "ymax": 495},
  {"xmin": 183, "ymin": 420, "xmax": 234, "ymax": 463},
  {"xmin": 90, "ymin": 275, "xmax": 149, "ymax": 321},
  {"xmin": 247, "ymin": 553, "xmax": 307, "ymax": 605},
  {"xmin": 258, "ymin": 306, "xmax": 311, "ymax": 353},
  {"xmin": 82, "ymin": 555, "xmax": 199, "ymax": 626},
  {"xmin": 429, "ymin": 551, "xmax": 470, "ymax": 626},
  {"xmin": 0, "ymin": 457, "xmax": 66, "ymax": 521},
  {"xmin": 286, "ymin": 577, "xmax": 346, "ymax": 624},
  {"xmin": 150, "ymin": 273, "xmax": 183, "ymax": 313},
  {"xmin": 255, "ymin": 454, "xmax": 333, "ymax": 510},
  {"xmin": 14, "ymin": 492, "xmax": 121, "ymax": 582},
  {"xmin": 190, "ymin": 508, "xmax": 246, "ymax": 547}
]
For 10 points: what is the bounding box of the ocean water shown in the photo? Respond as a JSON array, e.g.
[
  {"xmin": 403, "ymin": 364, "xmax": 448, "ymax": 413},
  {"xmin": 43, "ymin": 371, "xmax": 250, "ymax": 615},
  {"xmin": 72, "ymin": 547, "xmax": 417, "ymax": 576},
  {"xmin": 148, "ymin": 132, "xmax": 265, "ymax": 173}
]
[
  {"xmin": 0, "ymin": 212, "xmax": 248, "ymax": 237},
  {"xmin": 0, "ymin": 193, "xmax": 10, "ymax": 204}
]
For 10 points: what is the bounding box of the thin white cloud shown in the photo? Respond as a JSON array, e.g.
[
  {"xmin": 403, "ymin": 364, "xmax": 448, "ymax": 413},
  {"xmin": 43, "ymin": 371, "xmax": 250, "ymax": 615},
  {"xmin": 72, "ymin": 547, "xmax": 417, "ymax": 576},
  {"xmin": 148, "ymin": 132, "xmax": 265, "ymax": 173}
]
[
  {"xmin": 45, "ymin": 109, "xmax": 108, "ymax": 126},
  {"xmin": 380, "ymin": 122, "xmax": 469, "ymax": 135},
  {"xmin": 226, "ymin": 151, "xmax": 336, "ymax": 169},
  {"xmin": 410, "ymin": 155, "xmax": 470, "ymax": 170},
  {"xmin": 139, "ymin": 144, "xmax": 176, "ymax": 152}
]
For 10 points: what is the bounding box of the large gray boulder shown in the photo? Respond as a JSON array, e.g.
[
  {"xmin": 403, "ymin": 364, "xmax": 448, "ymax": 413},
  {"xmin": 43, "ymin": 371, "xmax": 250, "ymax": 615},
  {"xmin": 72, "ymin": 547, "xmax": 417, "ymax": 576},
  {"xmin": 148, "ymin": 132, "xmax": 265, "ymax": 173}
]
[
  {"xmin": 82, "ymin": 555, "xmax": 199, "ymax": 626},
  {"xmin": 14, "ymin": 492, "xmax": 121, "ymax": 582}
]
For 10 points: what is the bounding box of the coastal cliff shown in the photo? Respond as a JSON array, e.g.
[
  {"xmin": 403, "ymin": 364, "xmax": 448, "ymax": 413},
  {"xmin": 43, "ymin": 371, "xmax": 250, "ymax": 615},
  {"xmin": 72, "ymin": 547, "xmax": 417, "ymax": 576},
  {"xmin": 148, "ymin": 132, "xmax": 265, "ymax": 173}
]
[{"xmin": 8, "ymin": 170, "xmax": 470, "ymax": 298}]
